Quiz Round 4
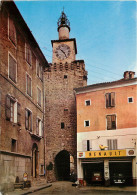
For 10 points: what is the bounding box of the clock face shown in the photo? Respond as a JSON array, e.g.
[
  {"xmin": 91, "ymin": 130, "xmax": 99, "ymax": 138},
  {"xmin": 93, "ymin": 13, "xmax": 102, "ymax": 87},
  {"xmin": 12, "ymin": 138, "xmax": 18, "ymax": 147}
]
[{"xmin": 55, "ymin": 44, "xmax": 71, "ymax": 60}]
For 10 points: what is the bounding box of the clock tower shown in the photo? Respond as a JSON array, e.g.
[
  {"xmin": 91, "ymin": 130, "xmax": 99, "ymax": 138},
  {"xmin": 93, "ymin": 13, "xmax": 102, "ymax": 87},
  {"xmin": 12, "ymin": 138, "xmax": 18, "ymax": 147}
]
[{"xmin": 44, "ymin": 11, "xmax": 87, "ymax": 182}]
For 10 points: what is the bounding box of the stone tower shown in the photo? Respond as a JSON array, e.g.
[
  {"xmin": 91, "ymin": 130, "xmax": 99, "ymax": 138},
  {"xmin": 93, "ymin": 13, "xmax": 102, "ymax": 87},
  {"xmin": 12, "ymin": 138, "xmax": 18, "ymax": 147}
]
[{"xmin": 44, "ymin": 11, "xmax": 87, "ymax": 181}]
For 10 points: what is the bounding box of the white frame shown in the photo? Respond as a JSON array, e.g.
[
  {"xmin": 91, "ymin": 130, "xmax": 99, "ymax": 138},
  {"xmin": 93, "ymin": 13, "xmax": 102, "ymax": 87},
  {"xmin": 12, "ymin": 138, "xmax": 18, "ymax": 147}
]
[
  {"xmin": 85, "ymin": 99, "xmax": 91, "ymax": 106},
  {"xmin": 84, "ymin": 120, "xmax": 90, "ymax": 127},
  {"xmin": 26, "ymin": 73, "xmax": 32, "ymax": 97},
  {"xmin": 128, "ymin": 97, "xmax": 133, "ymax": 103},
  {"xmin": 37, "ymin": 116, "xmax": 42, "ymax": 136},
  {"xmin": 8, "ymin": 52, "xmax": 17, "ymax": 83}
]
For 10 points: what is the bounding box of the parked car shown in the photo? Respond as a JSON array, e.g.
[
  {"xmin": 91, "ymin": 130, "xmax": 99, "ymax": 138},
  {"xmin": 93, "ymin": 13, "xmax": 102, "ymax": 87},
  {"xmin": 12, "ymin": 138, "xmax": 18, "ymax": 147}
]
[
  {"xmin": 112, "ymin": 173, "xmax": 126, "ymax": 185},
  {"xmin": 92, "ymin": 172, "xmax": 103, "ymax": 183}
]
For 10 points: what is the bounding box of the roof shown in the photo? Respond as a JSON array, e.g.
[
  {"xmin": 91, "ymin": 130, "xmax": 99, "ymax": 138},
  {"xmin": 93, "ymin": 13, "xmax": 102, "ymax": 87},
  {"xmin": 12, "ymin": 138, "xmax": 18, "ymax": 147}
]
[
  {"xmin": 2, "ymin": 1, "xmax": 49, "ymax": 67},
  {"xmin": 74, "ymin": 77, "xmax": 137, "ymax": 94},
  {"xmin": 51, "ymin": 38, "xmax": 77, "ymax": 54}
]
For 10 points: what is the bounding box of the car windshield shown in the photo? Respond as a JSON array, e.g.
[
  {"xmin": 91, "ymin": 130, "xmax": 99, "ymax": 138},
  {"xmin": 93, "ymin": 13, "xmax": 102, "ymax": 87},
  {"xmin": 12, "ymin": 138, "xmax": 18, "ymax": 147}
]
[{"xmin": 93, "ymin": 173, "xmax": 100, "ymax": 176}]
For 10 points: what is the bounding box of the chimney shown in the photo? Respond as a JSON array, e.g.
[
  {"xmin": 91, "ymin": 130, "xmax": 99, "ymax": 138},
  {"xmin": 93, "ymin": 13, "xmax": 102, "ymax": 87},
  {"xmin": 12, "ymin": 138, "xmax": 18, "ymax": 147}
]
[{"xmin": 123, "ymin": 71, "xmax": 135, "ymax": 80}]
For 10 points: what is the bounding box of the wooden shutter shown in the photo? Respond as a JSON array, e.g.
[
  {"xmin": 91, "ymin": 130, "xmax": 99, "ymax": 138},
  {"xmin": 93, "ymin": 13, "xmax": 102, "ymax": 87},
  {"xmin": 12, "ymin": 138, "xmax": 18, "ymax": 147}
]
[
  {"xmin": 37, "ymin": 88, "xmax": 41, "ymax": 106},
  {"xmin": 107, "ymin": 115, "xmax": 112, "ymax": 130},
  {"xmin": 9, "ymin": 54, "xmax": 16, "ymax": 83},
  {"xmin": 5, "ymin": 95, "xmax": 11, "ymax": 121},
  {"xmin": 25, "ymin": 109, "xmax": 28, "ymax": 130},
  {"xmin": 9, "ymin": 17, "xmax": 16, "ymax": 45},
  {"xmin": 27, "ymin": 75, "xmax": 31, "ymax": 96},
  {"xmin": 36, "ymin": 118, "xmax": 39, "ymax": 135},
  {"xmin": 40, "ymin": 65, "xmax": 43, "ymax": 81},
  {"xmin": 107, "ymin": 139, "xmax": 112, "ymax": 150},
  {"xmin": 30, "ymin": 111, "xmax": 32, "ymax": 132},
  {"xmin": 111, "ymin": 92, "xmax": 115, "ymax": 107},
  {"xmin": 82, "ymin": 140, "xmax": 87, "ymax": 151},
  {"xmin": 106, "ymin": 93, "xmax": 109, "ymax": 108},
  {"xmin": 41, "ymin": 121, "xmax": 44, "ymax": 137},
  {"xmin": 17, "ymin": 103, "xmax": 21, "ymax": 125},
  {"xmin": 113, "ymin": 139, "xmax": 117, "ymax": 149},
  {"xmin": 111, "ymin": 115, "xmax": 116, "ymax": 129},
  {"xmin": 37, "ymin": 61, "xmax": 39, "ymax": 77}
]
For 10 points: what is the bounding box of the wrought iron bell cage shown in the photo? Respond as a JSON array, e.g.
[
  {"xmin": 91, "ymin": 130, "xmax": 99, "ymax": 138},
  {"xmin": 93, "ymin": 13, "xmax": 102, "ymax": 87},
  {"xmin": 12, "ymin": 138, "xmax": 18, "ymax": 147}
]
[{"xmin": 57, "ymin": 11, "xmax": 70, "ymax": 32}]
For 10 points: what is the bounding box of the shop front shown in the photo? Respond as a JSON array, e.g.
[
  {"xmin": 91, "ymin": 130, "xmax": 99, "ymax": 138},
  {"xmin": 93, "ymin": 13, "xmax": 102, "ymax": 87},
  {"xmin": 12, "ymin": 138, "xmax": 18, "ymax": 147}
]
[{"xmin": 77, "ymin": 149, "xmax": 135, "ymax": 186}]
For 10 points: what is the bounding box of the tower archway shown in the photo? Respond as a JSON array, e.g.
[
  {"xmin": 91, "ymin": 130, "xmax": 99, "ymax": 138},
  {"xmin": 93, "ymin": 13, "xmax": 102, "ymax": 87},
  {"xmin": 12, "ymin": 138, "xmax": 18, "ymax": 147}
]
[{"xmin": 55, "ymin": 150, "xmax": 74, "ymax": 181}]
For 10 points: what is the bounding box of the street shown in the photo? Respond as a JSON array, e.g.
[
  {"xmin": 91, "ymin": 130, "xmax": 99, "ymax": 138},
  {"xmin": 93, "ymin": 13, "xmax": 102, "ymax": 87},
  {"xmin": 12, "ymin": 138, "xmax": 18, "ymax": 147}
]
[{"xmin": 31, "ymin": 181, "xmax": 136, "ymax": 195}]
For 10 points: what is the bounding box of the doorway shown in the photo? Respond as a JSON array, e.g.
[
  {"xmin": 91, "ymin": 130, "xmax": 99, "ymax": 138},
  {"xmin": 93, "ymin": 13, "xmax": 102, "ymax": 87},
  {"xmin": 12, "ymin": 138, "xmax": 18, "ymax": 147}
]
[{"xmin": 32, "ymin": 143, "xmax": 39, "ymax": 178}]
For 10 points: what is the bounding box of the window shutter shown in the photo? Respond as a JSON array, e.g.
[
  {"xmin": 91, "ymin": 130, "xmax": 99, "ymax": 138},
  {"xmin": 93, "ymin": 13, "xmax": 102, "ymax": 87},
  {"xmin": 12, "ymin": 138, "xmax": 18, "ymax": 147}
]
[
  {"xmin": 107, "ymin": 139, "xmax": 112, "ymax": 150},
  {"xmin": 17, "ymin": 103, "xmax": 21, "ymax": 125},
  {"xmin": 89, "ymin": 140, "xmax": 92, "ymax": 151},
  {"xmin": 9, "ymin": 54, "xmax": 16, "ymax": 83},
  {"xmin": 41, "ymin": 121, "xmax": 44, "ymax": 137},
  {"xmin": 37, "ymin": 62, "xmax": 39, "ymax": 77},
  {"xmin": 9, "ymin": 18, "xmax": 16, "ymax": 45},
  {"xmin": 113, "ymin": 139, "xmax": 117, "ymax": 150},
  {"xmin": 40, "ymin": 65, "xmax": 43, "ymax": 81},
  {"xmin": 27, "ymin": 75, "xmax": 31, "ymax": 96},
  {"xmin": 30, "ymin": 112, "xmax": 32, "ymax": 132},
  {"xmin": 5, "ymin": 95, "xmax": 11, "ymax": 121},
  {"xmin": 107, "ymin": 115, "xmax": 112, "ymax": 130},
  {"xmin": 106, "ymin": 93, "xmax": 109, "ymax": 108},
  {"xmin": 111, "ymin": 92, "xmax": 115, "ymax": 107},
  {"xmin": 36, "ymin": 118, "xmax": 39, "ymax": 135},
  {"xmin": 111, "ymin": 115, "xmax": 116, "ymax": 129},
  {"xmin": 82, "ymin": 140, "xmax": 87, "ymax": 151},
  {"xmin": 25, "ymin": 109, "xmax": 28, "ymax": 130}
]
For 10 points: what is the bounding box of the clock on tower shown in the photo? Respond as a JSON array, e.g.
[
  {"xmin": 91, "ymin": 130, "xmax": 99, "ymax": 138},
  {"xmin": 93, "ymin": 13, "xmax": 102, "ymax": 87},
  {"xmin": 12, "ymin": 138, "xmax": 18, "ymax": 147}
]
[{"xmin": 51, "ymin": 11, "xmax": 77, "ymax": 64}]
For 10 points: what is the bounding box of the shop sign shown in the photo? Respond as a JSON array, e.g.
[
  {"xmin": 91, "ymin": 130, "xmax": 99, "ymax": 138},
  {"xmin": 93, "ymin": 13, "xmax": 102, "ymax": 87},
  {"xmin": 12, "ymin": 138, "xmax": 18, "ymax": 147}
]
[
  {"xmin": 77, "ymin": 152, "xmax": 85, "ymax": 158},
  {"xmin": 126, "ymin": 149, "xmax": 135, "ymax": 156},
  {"xmin": 23, "ymin": 172, "xmax": 28, "ymax": 181},
  {"xmin": 85, "ymin": 150, "xmax": 126, "ymax": 158}
]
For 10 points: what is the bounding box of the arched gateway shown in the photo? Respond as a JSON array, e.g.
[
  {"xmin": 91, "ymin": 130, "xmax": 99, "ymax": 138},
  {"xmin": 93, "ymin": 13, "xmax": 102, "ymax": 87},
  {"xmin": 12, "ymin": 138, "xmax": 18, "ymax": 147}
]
[{"xmin": 55, "ymin": 150, "xmax": 74, "ymax": 181}]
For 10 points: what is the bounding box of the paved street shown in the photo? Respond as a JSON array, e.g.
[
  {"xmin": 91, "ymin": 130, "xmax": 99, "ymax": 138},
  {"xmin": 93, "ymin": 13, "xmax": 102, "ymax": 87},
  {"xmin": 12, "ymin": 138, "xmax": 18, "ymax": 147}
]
[{"xmin": 30, "ymin": 181, "xmax": 136, "ymax": 195}]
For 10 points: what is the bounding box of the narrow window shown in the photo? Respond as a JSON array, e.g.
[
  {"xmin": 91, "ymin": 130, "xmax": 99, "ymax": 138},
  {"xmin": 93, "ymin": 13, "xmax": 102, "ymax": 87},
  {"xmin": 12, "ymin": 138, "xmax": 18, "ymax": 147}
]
[
  {"xmin": 106, "ymin": 92, "xmax": 115, "ymax": 108},
  {"xmin": 84, "ymin": 120, "xmax": 90, "ymax": 127},
  {"xmin": 25, "ymin": 109, "xmax": 32, "ymax": 131},
  {"xmin": 61, "ymin": 122, "xmax": 65, "ymax": 129},
  {"xmin": 17, "ymin": 103, "xmax": 21, "ymax": 126},
  {"xmin": 128, "ymin": 97, "xmax": 133, "ymax": 103},
  {"xmin": 37, "ymin": 87, "xmax": 41, "ymax": 107},
  {"xmin": 26, "ymin": 74, "xmax": 32, "ymax": 97},
  {"xmin": 107, "ymin": 115, "xmax": 116, "ymax": 130},
  {"xmin": 9, "ymin": 17, "xmax": 16, "ymax": 45},
  {"xmin": 9, "ymin": 54, "xmax": 17, "ymax": 83},
  {"xmin": 36, "ymin": 118, "xmax": 43, "ymax": 137},
  {"xmin": 82, "ymin": 140, "xmax": 92, "ymax": 151},
  {"xmin": 11, "ymin": 139, "xmax": 17, "ymax": 152},
  {"xmin": 37, "ymin": 60, "xmax": 43, "ymax": 81},
  {"xmin": 64, "ymin": 75, "xmax": 67, "ymax": 79},
  {"xmin": 85, "ymin": 100, "xmax": 91, "ymax": 106},
  {"xmin": 25, "ymin": 43, "xmax": 32, "ymax": 65}
]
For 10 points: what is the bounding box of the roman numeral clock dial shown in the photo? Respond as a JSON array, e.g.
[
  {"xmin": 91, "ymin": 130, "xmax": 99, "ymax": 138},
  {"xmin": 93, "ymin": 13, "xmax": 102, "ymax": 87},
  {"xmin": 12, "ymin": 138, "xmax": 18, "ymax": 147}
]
[{"xmin": 55, "ymin": 44, "xmax": 71, "ymax": 60}]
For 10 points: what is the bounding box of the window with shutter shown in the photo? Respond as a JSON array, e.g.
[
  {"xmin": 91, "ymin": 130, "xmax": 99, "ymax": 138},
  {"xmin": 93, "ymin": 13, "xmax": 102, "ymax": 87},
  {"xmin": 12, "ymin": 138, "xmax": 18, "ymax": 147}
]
[
  {"xmin": 26, "ymin": 74, "xmax": 32, "ymax": 97},
  {"xmin": 107, "ymin": 139, "xmax": 117, "ymax": 150},
  {"xmin": 9, "ymin": 54, "xmax": 17, "ymax": 83},
  {"xmin": 25, "ymin": 43, "xmax": 32, "ymax": 65},
  {"xmin": 5, "ymin": 95, "xmax": 11, "ymax": 121},
  {"xmin": 9, "ymin": 17, "xmax": 16, "ymax": 45},
  {"xmin": 106, "ymin": 92, "xmax": 115, "ymax": 108},
  {"xmin": 25, "ymin": 109, "xmax": 32, "ymax": 131},
  {"xmin": 37, "ymin": 87, "xmax": 41, "ymax": 107},
  {"xmin": 17, "ymin": 103, "xmax": 21, "ymax": 126},
  {"xmin": 107, "ymin": 115, "xmax": 116, "ymax": 130}
]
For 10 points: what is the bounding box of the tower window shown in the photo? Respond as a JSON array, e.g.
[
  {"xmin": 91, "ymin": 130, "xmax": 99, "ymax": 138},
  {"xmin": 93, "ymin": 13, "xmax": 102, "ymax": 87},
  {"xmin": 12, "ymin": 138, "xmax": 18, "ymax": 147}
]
[
  {"xmin": 64, "ymin": 75, "xmax": 67, "ymax": 79},
  {"xmin": 61, "ymin": 122, "xmax": 65, "ymax": 129},
  {"xmin": 84, "ymin": 120, "xmax": 90, "ymax": 127}
]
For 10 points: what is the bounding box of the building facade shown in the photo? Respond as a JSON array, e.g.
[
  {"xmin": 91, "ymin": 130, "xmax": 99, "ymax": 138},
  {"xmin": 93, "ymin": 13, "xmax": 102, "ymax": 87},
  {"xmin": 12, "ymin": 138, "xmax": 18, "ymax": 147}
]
[
  {"xmin": 75, "ymin": 71, "xmax": 137, "ymax": 186},
  {"xmin": 44, "ymin": 11, "xmax": 87, "ymax": 181},
  {"xmin": 0, "ymin": 1, "xmax": 48, "ymax": 192}
]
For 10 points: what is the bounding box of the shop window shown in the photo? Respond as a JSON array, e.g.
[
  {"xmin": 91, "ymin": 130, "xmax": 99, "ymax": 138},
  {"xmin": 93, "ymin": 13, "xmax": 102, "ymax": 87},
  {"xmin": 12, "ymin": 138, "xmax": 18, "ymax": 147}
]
[
  {"xmin": 107, "ymin": 139, "xmax": 117, "ymax": 150},
  {"xmin": 61, "ymin": 122, "xmax": 65, "ymax": 129},
  {"xmin": 25, "ymin": 43, "xmax": 32, "ymax": 65},
  {"xmin": 11, "ymin": 139, "xmax": 17, "ymax": 152},
  {"xmin": 82, "ymin": 140, "xmax": 92, "ymax": 151},
  {"xmin": 26, "ymin": 74, "xmax": 32, "ymax": 97},
  {"xmin": 25, "ymin": 109, "xmax": 32, "ymax": 131},
  {"xmin": 5, "ymin": 95, "xmax": 20, "ymax": 124},
  {"xmin": 9, "ymin": 53, "xmax": 17, "ymax": 83},
  {"xmin": 36, "ymin": 118, "xmax": 43, "ymax": 137},
  {"xmin": 84, "ymin": 120, "xmax": 90, "ymax": 127},
  {"xmin": 37, "ymin": 87, "xmax": 41, "ymax": 107},
  {"xmin": 85, "ymin": 100, "xmax": 91, "ymax": 106},
  {"xmin": 37, "ymin": 60, "xmax": 43, "ymax": 81},
  {"xmin": 128, "ymin": 97, "xmax": 133, "ymax": 103},
  {"xmin": 9, "ymin": 17, "xmax": 16, "ymax": 45},
  {"xmin": 107, "ymin": 115, "xmax": 116, "ymax": 130},
  {"xmin": 106, "ymin": 92, "xmax": 115, "ymax": 108}
]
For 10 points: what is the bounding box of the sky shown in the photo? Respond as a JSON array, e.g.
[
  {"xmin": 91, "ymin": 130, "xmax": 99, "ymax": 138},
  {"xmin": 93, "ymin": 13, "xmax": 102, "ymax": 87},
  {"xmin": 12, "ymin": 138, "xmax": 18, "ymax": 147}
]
[{"xmin": 15, "ymin": 0, "xmax": 136, "ymax": 85}]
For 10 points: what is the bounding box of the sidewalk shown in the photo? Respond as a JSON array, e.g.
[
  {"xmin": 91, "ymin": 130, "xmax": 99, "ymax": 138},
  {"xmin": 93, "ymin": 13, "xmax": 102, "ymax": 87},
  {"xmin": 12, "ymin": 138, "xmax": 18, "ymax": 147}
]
[
  {"xmin": 5, "ymin": 183, "xmax": 52, "ymax": 195},
  {"xmin": 79, "ymin": 185, "xmax": 137, "ymax": 193}
]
